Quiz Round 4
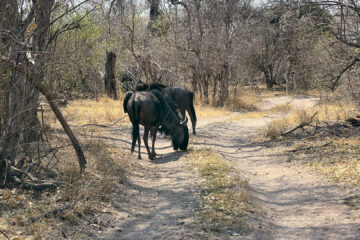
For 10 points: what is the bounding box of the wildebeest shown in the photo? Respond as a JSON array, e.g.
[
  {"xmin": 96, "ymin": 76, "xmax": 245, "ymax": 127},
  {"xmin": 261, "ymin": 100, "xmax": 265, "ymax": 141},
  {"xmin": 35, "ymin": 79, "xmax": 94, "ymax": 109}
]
[
  {"xmin": 136, "ymin": 83, "xmax": 197, "ymax": 134},
  {"xmin": 123, "ymin": 89, "xmax": 189, "ymax": 160}
]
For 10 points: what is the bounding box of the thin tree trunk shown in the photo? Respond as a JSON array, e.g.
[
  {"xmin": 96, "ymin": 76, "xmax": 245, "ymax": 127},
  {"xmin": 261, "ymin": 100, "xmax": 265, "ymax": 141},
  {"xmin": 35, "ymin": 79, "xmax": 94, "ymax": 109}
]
[
  {"xmin": 218, "ymin": 63, "xmax": 229, "ymax": 107},
  {"xmin": 212, "ymin": 74, "xmax": 218, "ymax": 105},
  {"xmin": 105, "ymin": 51, "xmax": 117, "ymax": 99},
  {"xmin": 28, "ymin": 78, "xmax": 87, "ymax": 171}
]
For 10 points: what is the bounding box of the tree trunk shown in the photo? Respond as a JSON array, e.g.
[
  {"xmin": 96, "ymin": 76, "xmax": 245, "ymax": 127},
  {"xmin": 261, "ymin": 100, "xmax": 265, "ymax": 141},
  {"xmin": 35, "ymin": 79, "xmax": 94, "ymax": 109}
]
[
  {"xmin": 28, "ymin": 76, "xmax": 87, "ymax": 171},
  {"xmin": 0, "ymin": 0, "xmax": 21, "ymax": 186},
  {"xmin": 104, "ymin": 51, "xmax": 117, "ymax": 99},
  {"xmin": 264, "ymin": 66, "xmax": 275, "ymax": 89},
  {"xmin": 218, "ymin": 63, "xmax": 230, "ymax": 107},
  {"xmin": 148, "ymin": 0, "xmax": 161, "ymax": 34},
  {"xmin": 201, "ymin": 74, "xmax": 209, "ymax": 104},
  {"xmin": 22, "ymin": 0, "xmax": 54, "ymax": 161},
  {"xmin": 212, "ymin": 74, "xmax": 218, "ymax": 105}
]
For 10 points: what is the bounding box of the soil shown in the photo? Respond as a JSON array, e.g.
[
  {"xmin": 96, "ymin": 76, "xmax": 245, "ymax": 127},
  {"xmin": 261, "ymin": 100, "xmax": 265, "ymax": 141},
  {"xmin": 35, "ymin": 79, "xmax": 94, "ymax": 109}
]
[{"xmin": 95, "ymin": 96, "xmax": 360, "ymax": 239}]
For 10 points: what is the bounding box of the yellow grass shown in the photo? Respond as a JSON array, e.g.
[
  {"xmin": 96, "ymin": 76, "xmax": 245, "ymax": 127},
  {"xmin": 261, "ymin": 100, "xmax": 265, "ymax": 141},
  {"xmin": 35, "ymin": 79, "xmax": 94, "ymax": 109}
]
[
  {"xmin": 42, "ymin": 96, "xmax": 130, "ymax": 129},
  {"xmin": 195, "ymin": 104, "xmax": 229, "ymax": 119},
  {"xmin": 228, "ymin": 90, "xmax": 259, "ymax": 112},
  {"xmin": 264, "ymin": 101, "xmax": 357, "ymax": 139},
  {"xmin": 63, "ymin": 97, "xmax": 128, "ymax": 125}
]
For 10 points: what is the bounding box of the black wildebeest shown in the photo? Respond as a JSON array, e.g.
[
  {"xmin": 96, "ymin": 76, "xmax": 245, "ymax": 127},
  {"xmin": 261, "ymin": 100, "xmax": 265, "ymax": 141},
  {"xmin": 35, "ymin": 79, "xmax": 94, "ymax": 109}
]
[
  {"xmin": 137, "ymin": 83, "xmax": 197, "ymax": 134},
  {"xmin": 123, "ymin": 89, "xmax": 189, "ymax": 160}
]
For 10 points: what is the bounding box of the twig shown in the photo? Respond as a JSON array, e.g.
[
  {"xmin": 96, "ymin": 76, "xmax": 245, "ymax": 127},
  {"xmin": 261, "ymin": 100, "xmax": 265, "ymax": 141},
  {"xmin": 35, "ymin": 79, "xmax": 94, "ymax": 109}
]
[
  {"xmin": 0, "ymin": 229, "xmax": 10, "ymax": 240},
  {"xmin": 281, "ymin": 111, "xmax": 318, "ymax": 136},
  {"xmin": 71, "ymin": 115, "xmax": 128, "ymax": 128},
  {"xmin": 288, "ymin": 141, "xmax": 333, "ymax": 153}
]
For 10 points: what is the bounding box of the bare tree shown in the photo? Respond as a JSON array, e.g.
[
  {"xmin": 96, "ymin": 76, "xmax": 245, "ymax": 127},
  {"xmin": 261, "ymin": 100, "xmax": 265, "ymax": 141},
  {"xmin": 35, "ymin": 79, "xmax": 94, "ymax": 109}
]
[
  {"xmin": 0, "ymin": 0, "xmax": 89, "ymax": 188},
  {"xmin": 105, "ymin": 51, "xmax": 118, "ymax": 99}
]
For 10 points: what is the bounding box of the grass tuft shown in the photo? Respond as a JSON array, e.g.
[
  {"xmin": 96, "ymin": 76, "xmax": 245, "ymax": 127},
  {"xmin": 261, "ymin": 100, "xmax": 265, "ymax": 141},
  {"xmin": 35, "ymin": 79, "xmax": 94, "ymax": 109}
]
[{"xmin": 185, "ymin": 148, "xmax": 253, "ymax": 234}]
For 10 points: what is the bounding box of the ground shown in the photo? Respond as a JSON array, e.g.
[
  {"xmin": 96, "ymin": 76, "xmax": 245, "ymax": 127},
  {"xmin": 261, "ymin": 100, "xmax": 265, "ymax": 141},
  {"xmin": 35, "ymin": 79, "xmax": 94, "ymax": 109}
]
[
  {"xmin": 96, "ymin": 95, "xmax": 360, "ymax": 239},
  {"xmin": 1, "ymin": 95, "xmax": 360, "ymax": 239}
]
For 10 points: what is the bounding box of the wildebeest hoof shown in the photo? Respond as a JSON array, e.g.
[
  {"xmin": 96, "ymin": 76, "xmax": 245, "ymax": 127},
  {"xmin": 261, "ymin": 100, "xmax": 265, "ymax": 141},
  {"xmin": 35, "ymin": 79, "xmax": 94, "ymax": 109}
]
[{"xmin": 138, "ymin": 156, "xmax": 141, "ymax": 160}]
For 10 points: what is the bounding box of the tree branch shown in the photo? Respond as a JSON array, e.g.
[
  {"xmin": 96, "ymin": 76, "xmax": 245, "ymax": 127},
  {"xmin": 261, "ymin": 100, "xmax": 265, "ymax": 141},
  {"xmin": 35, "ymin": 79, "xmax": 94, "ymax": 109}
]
[
  {"xmin": 331, "ymin": 54, "xmax": 360, "ymax": 91},
  {"xmin": 281, "ymin": 112, "xmax": 318, "ymax": 136}
]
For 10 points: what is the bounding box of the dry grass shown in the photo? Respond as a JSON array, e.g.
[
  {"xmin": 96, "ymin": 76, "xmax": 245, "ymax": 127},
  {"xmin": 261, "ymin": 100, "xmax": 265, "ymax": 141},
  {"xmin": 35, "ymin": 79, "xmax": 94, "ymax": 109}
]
[
  {"xmin": 44, "ymin": 96, "xmax": 129, "ymax": 128},
  {"xmin": 228, "ymin": 90, "xmax": 259, "ymax": 112},
  {"xmin": 185, "ymin": 148, "xmax": 254, "ymax": 235},
  {"xmin": 195, "ymin": 104, "xmax": 229, "ymax": 119},
  {"xmin": 264, "ymin": 100, "xmax": 356, "ymax": 139},
  {"xmin": 0, "ymin": 95, "xmax": 132, "ymax": 239},
  {"xmin": 284, "ymin": 133, "xmax": 360, "ymax": 187},
  {"xmin": 264, "ymin": 95, "xmax": 360, "ymax": 188}
]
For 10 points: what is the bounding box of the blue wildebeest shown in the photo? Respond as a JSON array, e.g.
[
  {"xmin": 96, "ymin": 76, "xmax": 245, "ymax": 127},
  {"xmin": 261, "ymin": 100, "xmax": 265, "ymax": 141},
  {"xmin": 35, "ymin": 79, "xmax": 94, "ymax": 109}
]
[
  {"xmin": 137, "ymin": 83, "xmax": 197, "ymax": 135},
  {"xmin": 123, "ymin": 89, "xmax": 189, "ymax": 160}
]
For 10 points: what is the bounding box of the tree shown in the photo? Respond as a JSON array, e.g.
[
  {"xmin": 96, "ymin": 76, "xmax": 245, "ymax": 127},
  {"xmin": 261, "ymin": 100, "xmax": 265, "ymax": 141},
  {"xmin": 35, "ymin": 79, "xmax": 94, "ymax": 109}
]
[
  {"xmin": 105, "ymin": 51, "xmax": 118, "ymax": 99},
  {"xmin": 0, "ymin": 0, "xmax": 89, "ymax": 188}
]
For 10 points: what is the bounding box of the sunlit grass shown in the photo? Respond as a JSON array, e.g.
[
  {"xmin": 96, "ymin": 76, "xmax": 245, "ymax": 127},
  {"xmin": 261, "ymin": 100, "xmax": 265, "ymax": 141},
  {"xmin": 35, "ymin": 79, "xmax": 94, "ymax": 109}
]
[
  {"xmin": 63, "ymin": 96, "xmax": 129, "ymax": 125},
  {"xmin": 195, "ymin": 104, "xmax": 229, "ymax": 119},
  {"xmin": 43, "ymin": 95, "xmax": 130, "ymax": 129},
  {"xmin": 264, "ymin": 101, "xmax": 356, "ymax": 139}
]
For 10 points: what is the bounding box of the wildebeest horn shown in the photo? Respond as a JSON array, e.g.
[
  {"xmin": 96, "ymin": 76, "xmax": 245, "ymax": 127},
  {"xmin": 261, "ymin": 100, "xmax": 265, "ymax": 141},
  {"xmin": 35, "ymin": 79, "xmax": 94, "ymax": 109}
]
[{"xmin": 180, "ymin": 115, "xmax": 188, "ymax": 126}]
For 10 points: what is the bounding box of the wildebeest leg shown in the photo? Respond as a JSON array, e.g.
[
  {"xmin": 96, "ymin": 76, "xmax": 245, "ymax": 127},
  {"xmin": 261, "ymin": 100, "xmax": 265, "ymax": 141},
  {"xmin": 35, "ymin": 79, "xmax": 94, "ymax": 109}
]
[
  {"xmin": 150, "ymin": 127, "xmax": 158, "ymax": 157},
  {"xmin": 143, "ymin": 126, "xmax": 154, "ymax": 160},
  {"xmin": 137, "ymin": 132, "xmax": 141, "ymax": 160}
]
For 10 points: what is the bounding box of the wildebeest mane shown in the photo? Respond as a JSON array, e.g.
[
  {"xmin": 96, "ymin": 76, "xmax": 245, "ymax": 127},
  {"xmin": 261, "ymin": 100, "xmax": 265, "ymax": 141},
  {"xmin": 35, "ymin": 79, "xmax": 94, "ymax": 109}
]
[
  {"xmin": 149, "ymin": 89, "xmax": 183, "ymax": 134},
  {"xmin": 149, "ymin": 83, "xmax": 166, "ymax": 91}
]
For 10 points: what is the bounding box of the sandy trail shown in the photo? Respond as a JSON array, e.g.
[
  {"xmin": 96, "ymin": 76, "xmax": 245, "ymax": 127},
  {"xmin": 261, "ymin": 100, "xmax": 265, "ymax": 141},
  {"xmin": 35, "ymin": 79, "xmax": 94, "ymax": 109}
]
[
  {"xmin": 99, "ymin": 95, "xmax": 360, "ymax": 239},
  {"xmin": 99, "ymin": 129, "xmax": 205, "ymax": 240}
]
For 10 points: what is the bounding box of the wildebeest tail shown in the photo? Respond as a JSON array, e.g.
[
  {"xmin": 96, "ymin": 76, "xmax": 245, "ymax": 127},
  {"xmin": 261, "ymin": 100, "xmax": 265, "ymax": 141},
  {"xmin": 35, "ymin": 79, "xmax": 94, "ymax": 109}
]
[
  {"xmin": 189, "ymin": 91, "xmax": 197, "ymax": 122},
  {"xmin": 123, "ymin": 91, "xmax": 133, "ymax": 113},
  {"xmin": 131, "ymin": 99, "xmax": 140, "ymax": 153}
]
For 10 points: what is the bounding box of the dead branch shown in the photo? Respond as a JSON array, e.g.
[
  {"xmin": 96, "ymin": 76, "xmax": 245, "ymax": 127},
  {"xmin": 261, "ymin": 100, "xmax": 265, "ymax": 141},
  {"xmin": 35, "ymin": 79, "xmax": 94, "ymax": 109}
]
[
  {"xmin": 288, "ymin": 141, "xmax": 333, "ymax": 153},
  {"xmin": 71, "ymin": 115, "xmax": 128, "ymax": 128},
  {"xmin": 281, "ymin": 112, "xmax": 319, "ymax": 136},
  {"xmin": 331, "ymin": 54, "xmax": 360, "ymax": 91},
  {"xmin": 10, "ymin": 165, "xmax": 37, "ymax": 181},
  {"xmin": 8, "ymin": 175, "xmax": 59, "ymax": 191},
  {"xmin": 0, "ymin": 229, "xmax": 10, "ymax": 240},
  {"xmin": 31, "ymin": 81, "xmax": 87, "ymax": 171}
]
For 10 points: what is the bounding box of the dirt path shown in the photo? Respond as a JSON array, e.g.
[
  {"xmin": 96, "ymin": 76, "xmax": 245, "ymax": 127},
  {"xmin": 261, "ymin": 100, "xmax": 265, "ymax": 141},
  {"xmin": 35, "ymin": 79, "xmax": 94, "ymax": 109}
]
[
  {"xmin": 194, "ymin": 96, "xmax": 360, "ymax": 239},
  {"xmin": 99, "ymin": 96, "xmax": 360, "ymax": 239},
  {"xmin": 98, "ymin": 128, "xmax": 206, "ymax": 239}
]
